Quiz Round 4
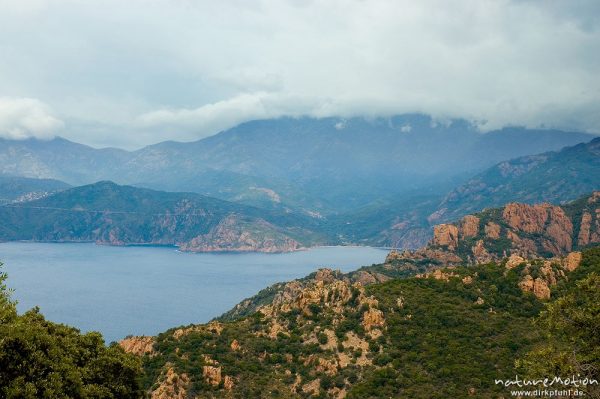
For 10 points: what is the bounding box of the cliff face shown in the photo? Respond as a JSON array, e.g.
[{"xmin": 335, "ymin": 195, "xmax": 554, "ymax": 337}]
[
  {"xmin": 429, "ymin": 192, "xmax": 600, "ymax": 262},
  {"xmin": 178, "ymin": 215, "xmax": 303, "ymax": 253}
]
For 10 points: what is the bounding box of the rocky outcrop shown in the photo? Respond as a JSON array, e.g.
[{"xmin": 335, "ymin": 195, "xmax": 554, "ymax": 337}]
[
  {"xmin": 515, "ymin": 252, "xmax": 581, "ymax": 299},
  {"xmin": 578, "ymin": 212, "xmax": 593, "ymax": 246},
  {"xmin": 417, "ymin": 251, "xmax": 580, "ymax": 300},
  {"xmin": 202, "ymin": 365, "xmax": 222, "ymax": 386},
  {"xmin": 119, "ymin": 336, "xmax": 155, "ymax": 356},
  {"xmin": 179, "ymin": 215, "xmax": 302, "ymax": 253},
  {"xmin": 505, "ymin": 254, "xmax": 525, "ymax": 269},
  {"xmin": 351, "ymin": 270, "xmax": 391, "ymax": 285},
  {"xmin": 501, "ymin": 203, "xmax": 573, "ymax": 255},
  {"xmin": 259, "ymin": 269, "xmax": 370, "ymax": 318},
  {"xmin": 362, "ymin": 308, "xmax": 385, "ymax": 331},
  {"xmin": 471, "ymin": 240, "xmax": 493, "ymax": 264},
  {"xmin": 201, "ymin": 361, "xmax": 235, "ymax": 390},
  {"xmin": 230, "ymin": 339, "xmax": 241, "ymax": 351},
  {"xmin": 518, "ymin": 275, "xmax": 551, "ymax": 300},
  {"xmin": 421, "ymin": 194, "xmax": 600, "ymax": 264},
  {"xmin": 151, "ymin": 367, "xmax": 190, "ymax": 399},
  {"xmin": 460, "ymin": 215, "xmax": 480, "ymax": 238},
  {"xmin": 433, "ymin": 224, "xmax": 459, "ymax": 249},
  {"xmin": 484, "ymin": 222, "xmax": 501, "ymax": 239},
  {"xmin": 385, "ymin": 248, "xmax": 463, "ymax": 267},
  {"xmin": 416, "ymin": 268, "xmax": 458, "ymax": 282},
  {"xmin": 502, "ymin": 203, "xmax": 551, "ymax": 233},
  {"xmin": 562, "ymin": 251, "xmax": 582, "ymax": 271}
]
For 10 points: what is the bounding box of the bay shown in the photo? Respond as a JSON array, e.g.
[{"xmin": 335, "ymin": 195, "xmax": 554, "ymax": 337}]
[{"xmin": 0, "ymin": 243, "xmax": 388, "ymax": 342}]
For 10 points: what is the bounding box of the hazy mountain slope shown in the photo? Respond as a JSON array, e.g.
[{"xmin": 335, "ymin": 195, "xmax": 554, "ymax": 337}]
[
  {"xmin": 0, "ymin": 175, "xmax": 71, "ymax": 205},
  {"xmin": 126, "ymin": 116, "xmax": 594, "ymax": 210},
  {"xmin": 0, "ymin": 181, "xmax": 327, "ymax": 252},
  {"xmin": 135, "ymin": 169, "xmax": 331, "ymax": 215},
  {"xmin": 0, "ymin": 137, "xmax": 129, "ymax": 184},
  {"xmin": 0, "ymin": 115, "xmax": 593, "ymax": 213},
  {"xmin": 342, "ymin": 137, "xmax": 600, "ymax": 248},
  {"xmin": 437, "ymin": 136, "xmax": 600, "ymax": 222}
]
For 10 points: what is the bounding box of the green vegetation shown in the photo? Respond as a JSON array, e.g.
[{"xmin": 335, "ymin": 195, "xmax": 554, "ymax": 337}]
[
  {"xmin": 1, "ymin": 246, "xmax": 597, "ymax": 397},
  {"xmin": 518, "ymin": 247, "xmax": 600, "ymax": 398},
  {"xmin": 0, "ymin": 264, "xmax": 143, "ymax": 399},
  {"xmin": 139, "ymin": 248, "xmax": 600, "ymax": 398},
  {"xmin": 0, "ymin": 181, "xmax": 328, "ymax": 249},
  {"xmin": 347, "ymin": 263, "xmax": 544, "ymax": 398}
]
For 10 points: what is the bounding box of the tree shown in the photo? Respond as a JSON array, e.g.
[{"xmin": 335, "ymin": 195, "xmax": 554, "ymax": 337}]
[
  {"xmin": 0, "ymin": 263, "xmax": 144, "ymax": 398},
  {"xmin": 520, "ymin": 273, "xmax": 600, "ymax": 398}
]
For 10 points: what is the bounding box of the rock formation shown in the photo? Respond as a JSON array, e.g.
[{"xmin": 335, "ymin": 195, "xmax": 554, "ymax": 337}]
[
  {"xmin": 119, "ymin": 336, "xmax": 155, "ymax": 356},
  {"xmin": 151, "ymin": 367, "xmax": 190, "ymax": 399},
  {"xmin": 432, "ymin": 224, "xmax": 459, "ymax": 249},
  {"xmin": 422, "ymin": 193, "xmax": 599, "ymax": 264},
  {"xmin": 179, "ymin": 215, "xmax": 302, "ymax": 253}
]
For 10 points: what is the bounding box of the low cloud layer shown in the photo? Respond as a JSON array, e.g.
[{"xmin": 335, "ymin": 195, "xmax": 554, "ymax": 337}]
[
  {"xmin": 0, "ymin": 0, "xmax": 598, "ymax": 148},
  {"xmin": 0, "ymin": 98, "xmax": 64, "ymax": 140}
]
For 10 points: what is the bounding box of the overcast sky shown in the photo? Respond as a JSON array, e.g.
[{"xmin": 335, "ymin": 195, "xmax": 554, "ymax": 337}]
[{"xmin": 0, "ymin": 0, "xmax": 598, "ymax": 149}]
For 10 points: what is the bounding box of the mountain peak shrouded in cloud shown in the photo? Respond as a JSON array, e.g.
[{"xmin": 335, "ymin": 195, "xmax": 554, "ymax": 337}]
[
  {"xmin": 0, "ymin": 98, "xmax": 63, "ymax": 140},
  {"xmin": 0, "ymin": 0, "xmax": 599, "ymax": 148}
]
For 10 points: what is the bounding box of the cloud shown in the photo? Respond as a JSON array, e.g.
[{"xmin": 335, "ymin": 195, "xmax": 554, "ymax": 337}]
[
  {"xmin": 0, "ymin": 0, "xmax": 598, "ymax": 146},
  {"xmin": 137, "ymin": 93, "xmax": 275, "ymax": 134},
  {"xmin": 136, "ymin": 92, "xmax": 337, "ymax": 138},
  {"xmin": 0, "ymin": 97, "xmax": 64, "ymax": 140}
]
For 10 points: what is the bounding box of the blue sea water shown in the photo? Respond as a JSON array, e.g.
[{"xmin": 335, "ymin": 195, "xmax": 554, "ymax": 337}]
[{"xmin": 0, "ymin": 243, "xmax": 388, "ymax": 342}]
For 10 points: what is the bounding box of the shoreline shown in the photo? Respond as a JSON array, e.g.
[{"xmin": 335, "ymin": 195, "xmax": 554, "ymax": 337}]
[{"xmin": 0, "ymin": 240, "xmax": 391, "ymax": 254}]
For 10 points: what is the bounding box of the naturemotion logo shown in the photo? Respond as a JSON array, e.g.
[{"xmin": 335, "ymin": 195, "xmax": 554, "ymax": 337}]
[{"xmin": 495, "ymin": 375, "xmax": 598, "ymax": 397}]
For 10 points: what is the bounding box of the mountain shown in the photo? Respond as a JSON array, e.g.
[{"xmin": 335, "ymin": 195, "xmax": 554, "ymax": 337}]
[
  {"xmin": 0, "ymin": 175, "xmax": 71, "ymax": 205},
  {"xmin": 219, "ymin": 192, "xmax": 600, "ymax": 321},
  {"xmin": 122, "ymin": 243, "xmax": 600, "ymax": 398},
  {"xmin": 0, "ymin": 115, "xmax": 594, "ymax": 213},
  {"xmin": 0, "ymin": 137, "xmax": 129, "ymax": 184},
  {"xmin": 428, "ymin": 191, "xmax": 600, "ymax": 262},
  {"xmin": 339, "ymin": 137, "xmax": 600, "ymax": 248},
  {"xmin": 437, "ymin": 136, "xmax": 600, "ymax": 222},
  {"xmin": 0, "ymin": 181, "xmax": 327, "ymax": 252}
]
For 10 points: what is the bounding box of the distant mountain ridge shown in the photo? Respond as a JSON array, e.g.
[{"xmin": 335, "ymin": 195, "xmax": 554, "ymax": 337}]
[
  {"xmin": 338, "ymin": 137, "xmax": 600, "ymax": 248},
  {"xmin": 437, "ymin": 137, "xmax": 600, "ymax": 222},
  {"xmin": 0, "ymin": 181, "xmax": 327, "ymax": 252},
  {"xmin": 0, "ymin": 175, "xmax": 70, "ymax": 205},
  {"xmin": 0, "ymin": 115, "xmax": 594, "ymax": 214}
]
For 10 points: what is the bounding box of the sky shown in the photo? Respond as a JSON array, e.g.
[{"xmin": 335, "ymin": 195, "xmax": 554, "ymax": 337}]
[{"xmin": 0, "ymin": 0, "xmax": 599, "ymax": 149}]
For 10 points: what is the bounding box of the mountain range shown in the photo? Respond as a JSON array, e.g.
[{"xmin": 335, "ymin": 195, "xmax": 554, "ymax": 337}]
[
  {"xmin": 0, "ymin": 115, "xmax": 598, "ymax": 251},
  {"xmin": 0, "ymin": 115, "xmax": 594, "ymax": 214}
]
